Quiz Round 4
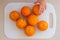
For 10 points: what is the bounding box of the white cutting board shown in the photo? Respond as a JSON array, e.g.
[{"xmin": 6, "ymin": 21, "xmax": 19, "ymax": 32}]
[{"xmin": 4, "ymin": 2, "xmax": 56, "ymax": 39}]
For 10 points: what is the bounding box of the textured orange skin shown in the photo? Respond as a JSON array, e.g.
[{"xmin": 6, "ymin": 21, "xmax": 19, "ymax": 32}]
[
  {"xmin": 24, "ymin": 26, "xmax": 36, "ymax": 36},
  {"xmin": 32, "ymin": 4, "xmax": 41, "ymax": 15},
  {"xmin": 37, "ymin": 20, "xmax": 48, "ymax": 31},
  {"xmin": 27, "ymin": 14, "xmax": 39, "ymax": 26},
  {"xmin": 16, "ymin": 18, "xmax": 27, "ymax": 29},
  {"xmin": 9, "ymin": 11, "xmax": 20, "ymax": 21},
  {"xmin": 21, "ymin": 6, "xmax": 31, "ymax": 16}
]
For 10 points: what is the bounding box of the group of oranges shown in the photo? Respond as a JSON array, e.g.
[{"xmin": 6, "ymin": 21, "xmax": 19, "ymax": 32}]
[{"xmin": 9, "ymin": 4, "xmax": 48, "ymax": 36}]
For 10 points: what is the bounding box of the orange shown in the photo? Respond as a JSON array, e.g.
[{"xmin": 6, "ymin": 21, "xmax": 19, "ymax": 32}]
[
  {"xmin": 9, "ymin": 11, "xmax": 20, "ymax": 21},
  {"xmin": 27, "ymin": 14, "xmax": 38, "ymax": 26},
  {"xmin": 16, "ymin": 18, "xmax": 27, "ymax": 29},
  {"xmin": 24, "ymin": 26, "xmax": 36, "ymax": 36},
  {"xmin": 21, "ymin": 6, "xmax": 31, "ymax": 16},
  {"xmin": 37, "ymin": 20, "xmax": 48, "ymax": 31},
  {"xmin": 32, "ymin": 4, "xmax": 41, "ymax": 15}
]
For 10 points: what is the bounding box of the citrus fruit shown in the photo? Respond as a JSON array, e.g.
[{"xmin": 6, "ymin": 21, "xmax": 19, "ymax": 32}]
[
  {"xmin": 27, "ymin": 14, "xmax": 38, "ymax": 26},
  {"xmin": 9, "ymin": 11, "xmax": 20, "ymax": 21},
  {"xmin": 16, "ymin": 18, "xmax": 27, "ymax": 29},
  {"xmin": 24, "ymin": 26, "xmax": 36, "ymax": 36},
  {"xmin": 32, "ymin": 4, "xmax": 41, "ymax": 15},
  {"xmin": 21, "ymin": 6, "xmax": 31, "ymax": 16},
  {"xmin": 37, "ymin": 20, "xmax": 48, "ymax": 31}
]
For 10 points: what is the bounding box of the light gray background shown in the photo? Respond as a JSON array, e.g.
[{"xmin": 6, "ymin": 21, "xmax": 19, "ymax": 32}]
[{"xmin": 0, "ymin": 0, "xmax": 60, "ymax": 40}]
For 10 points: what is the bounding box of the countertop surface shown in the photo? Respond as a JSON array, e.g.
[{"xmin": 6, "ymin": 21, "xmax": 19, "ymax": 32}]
[{"xmin": 0, "ymin": 0, "xmax": 60, "ymax": 40}]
